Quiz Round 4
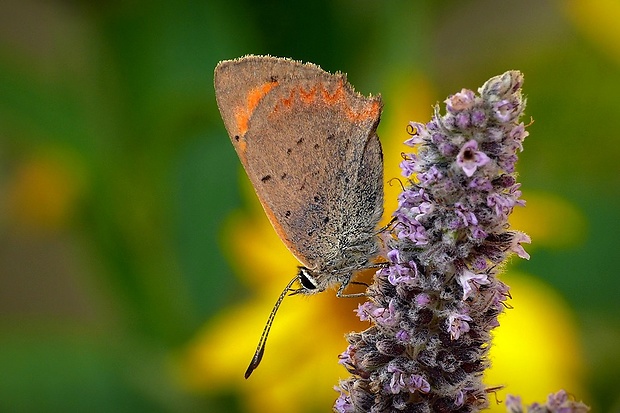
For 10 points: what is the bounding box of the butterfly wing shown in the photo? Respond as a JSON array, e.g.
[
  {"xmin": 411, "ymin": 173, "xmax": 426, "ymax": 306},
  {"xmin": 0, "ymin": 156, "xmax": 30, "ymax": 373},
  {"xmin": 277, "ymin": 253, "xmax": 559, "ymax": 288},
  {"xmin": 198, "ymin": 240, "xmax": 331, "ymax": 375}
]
[{"xmin": 214, "ymin": 55, "xmax": 383, "ymax": 271}]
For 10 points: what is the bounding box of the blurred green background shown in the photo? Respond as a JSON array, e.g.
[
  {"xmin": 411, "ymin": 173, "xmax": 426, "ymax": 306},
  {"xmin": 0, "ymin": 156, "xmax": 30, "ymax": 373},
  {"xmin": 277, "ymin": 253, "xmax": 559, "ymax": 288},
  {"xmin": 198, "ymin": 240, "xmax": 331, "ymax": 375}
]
[{"xmin": 1, "ymin": 0, "xmax": 619, "ymax": 412}]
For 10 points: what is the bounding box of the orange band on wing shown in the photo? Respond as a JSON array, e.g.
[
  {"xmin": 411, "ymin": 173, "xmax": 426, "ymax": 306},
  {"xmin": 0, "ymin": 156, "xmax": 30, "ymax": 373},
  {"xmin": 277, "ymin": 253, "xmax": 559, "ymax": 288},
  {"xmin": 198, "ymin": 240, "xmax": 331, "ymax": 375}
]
[
  {"xmin": 234, "ymin": 80, "xmax": 278, "ymax": 136},
  {"xmin": 270, "ymin": 79, "xmax": 380, "ymax": 126},
  {"xmin": 321, "ymin": 79, "xmax": 345, "ymax": 104},
  {"xmin": 299, "ymin": 86, "xmax": 317, "ymax": 103},
  {"xmin": 248, "ymin": 82, "xmax": 278, "ymax": 113},
  {"xmin": 346, "ymin": 100, "xmax": 381, "ymax": 122}
]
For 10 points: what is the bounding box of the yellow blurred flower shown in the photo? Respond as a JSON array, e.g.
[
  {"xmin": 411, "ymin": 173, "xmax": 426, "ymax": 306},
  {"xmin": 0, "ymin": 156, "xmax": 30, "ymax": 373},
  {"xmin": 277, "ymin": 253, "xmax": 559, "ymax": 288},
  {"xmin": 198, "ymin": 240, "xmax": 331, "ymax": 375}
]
[
  {"xmin": 564, "ymin": 0, "xmax": 620, "ymax": 64},
  {"xmin": 485, "ymin": 272, "xmax": 586, "ymax": 412},
  {"xmin": 179, "ymin": 71, "xmax": 586, "ymax": 412},
  {"xmin": 3, "ymin": 150, "xmax": 85, "ymax": 232},
  {"xmin": 510, "ymin": 191, "xmax": 587, "ymax": 249}
]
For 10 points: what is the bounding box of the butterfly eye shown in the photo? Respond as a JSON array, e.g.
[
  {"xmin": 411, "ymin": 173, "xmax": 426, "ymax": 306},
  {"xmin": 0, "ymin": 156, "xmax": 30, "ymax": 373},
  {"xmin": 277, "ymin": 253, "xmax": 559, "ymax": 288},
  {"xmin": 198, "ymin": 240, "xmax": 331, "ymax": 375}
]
[{"xmin": 299, "ymin": 267, "xmax": 319, "ymax": 290}]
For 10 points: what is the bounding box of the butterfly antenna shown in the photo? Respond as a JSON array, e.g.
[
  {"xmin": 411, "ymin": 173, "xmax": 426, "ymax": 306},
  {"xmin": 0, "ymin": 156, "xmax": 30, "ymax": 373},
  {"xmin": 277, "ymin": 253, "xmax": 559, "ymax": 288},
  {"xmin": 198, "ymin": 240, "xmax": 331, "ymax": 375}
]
[{"xmin": 245, "ymin": 275, "xmax": 298, "ymax": 379}]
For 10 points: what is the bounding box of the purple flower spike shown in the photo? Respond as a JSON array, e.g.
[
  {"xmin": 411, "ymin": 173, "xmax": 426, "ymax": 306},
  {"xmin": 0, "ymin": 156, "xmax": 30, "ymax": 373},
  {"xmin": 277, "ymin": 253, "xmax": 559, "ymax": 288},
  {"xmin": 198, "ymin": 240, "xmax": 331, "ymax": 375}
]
[
  {"xmin": 334, "ymin": 71, "xmax": 551, "ymax": 413},
  {"xmin": 447, "ymin": 310, "xmax": 473, "ymax": 340},
  {"xmin": 405, "ymin": 122, "xmax": 429, "ymax": 146},
  {"xmin": 334, "ymin": 387, "xmax": 355, "ymax": 413},
  {"xmin": 458, "ymin": 269, "xmax": 491, "ymax": 300},
  {"xmin": 457, "ymin": 139, "xmax": 490, "ymax": 177},
  {"xmin": 505, "ymin": 390, "xmax": 590, "ymax": 413},
  {"xmin": 445, "ymin": 88, "xmax": 476, "ymax": 113}
]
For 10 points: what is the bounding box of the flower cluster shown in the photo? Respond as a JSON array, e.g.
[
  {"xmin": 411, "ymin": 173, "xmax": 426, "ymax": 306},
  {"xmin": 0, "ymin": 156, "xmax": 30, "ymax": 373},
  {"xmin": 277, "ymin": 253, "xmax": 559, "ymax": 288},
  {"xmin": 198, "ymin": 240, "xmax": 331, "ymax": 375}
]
[
  {"xmin": 335, "ymin": 71, "xmax": 533, "ymax": 412},
  {"xmin": 505, "ymin": 390, "xmax": 590, "ymax": 413}
]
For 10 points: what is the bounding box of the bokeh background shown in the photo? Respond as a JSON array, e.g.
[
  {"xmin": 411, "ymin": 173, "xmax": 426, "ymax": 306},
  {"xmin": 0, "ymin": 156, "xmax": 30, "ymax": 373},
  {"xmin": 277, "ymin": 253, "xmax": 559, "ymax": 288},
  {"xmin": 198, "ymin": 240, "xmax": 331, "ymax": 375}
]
[{"xmin": 1, "ymin": 0, "xmax": 619, "ymax": 412}]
